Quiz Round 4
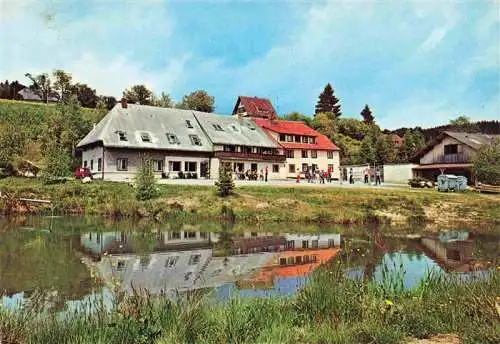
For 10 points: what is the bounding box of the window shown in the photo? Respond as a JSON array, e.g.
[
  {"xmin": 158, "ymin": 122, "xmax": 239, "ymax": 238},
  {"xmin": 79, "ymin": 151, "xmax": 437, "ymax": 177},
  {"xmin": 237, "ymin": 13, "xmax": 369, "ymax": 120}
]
[
  {"xmin": 185, "ymin": 120, "xmax": 193, "ymax": 128},
  {"xmin": 116, "ymin": 260, "xmax": 126, "ymax": 271},
  {"xmin": 223, "ymin": 145, "xmax": 236, "ymax": 152},
  {"xmin": 286, "ymin": 150, "xmax": 294, "ymax": 158},
  {"xmin": 444, "ymin": 144, "xmax": 458, "ymax": 155},
  {"xmin": 309, "ymin": 137, "xmax": 315, "ymax": 144},
  {"xmin": 166, "ymin": 133, "xmax": 180, "ymax": 144},
  {"xmin": 285, "ymin": 240, "xmax": 295, "ymax": 249},
  {"xmin": 289, "ymin": 164, "xmax": 295, "ymax": 173},
  {"xmin": 97, "ymin": 158, "xmax": 102, "ymax": 171},
  {"xmin": 184, "ymin": 231, "xmax": 196, "ymax": 239},
  {"xmin": 189, "ymin": 134, "xmax": 202, "ymax": 146},
  {"xmin": 311, "ymin": 150, "xmax": 317, "ymax": 159},
  {"xmin": 153, "ymin": 160, "xmax": 163, "ymax": 172},
  {"xmin": 327, "ymin": 151, "xmax": 334, "ymax": 159},
  {"xmin": 312, "ymin": 240, "xmax": 319, "ymax": 248},
  {"xmin": 295, "ymin": 135, "xmax": 301, "ymax": 143},
  {"xmin": 170, "ymin": 161, "xmax": 181, "ymax": 172},
  {"xmin": 200, "ymin": 232, "xmax": 207, "ymax": 239},
  {"xmin": 212, "ymin": 124, "xmax": 224, "ymax": 131},
  {"xmin": 279, "ymin": 134, "xmax": 286, "ymax": 141},
  {"xmin": 286, "ymin": 135, "xmax": 293, "ymax": 142},
  {"xmin": 231, "ymin": 124, "xmax": 239, "ymax": 132},
  {"xmin": 184, "ymin": 161, "xmax": 197, "ymax": 172},
  {"xmin": 302, "ymin": 240, "xmax": 309, "ymax": 249},
  {"xmin": 165, "ymin": 256, "xmax": 179, "ymax": 268},
  {"xmin": 279, "ymin": 257, "xmax": 287, "ymax": 265},
  {"xmin": 141, "ymin": 133, "xmax": 151, "ymax": 142},
  {"xmin": 117, "ymin": 131, "xmax": 127, "ymax": 141},
  {"xmin": 302, "ymin": 136, "xmax": 308, "ymax": 143},
  {"xmin": 272, "ymin": 164, "xmax": 279, "ymax": 173},
  {"xmin": 247, "ymin": 122, "xmax": 256, "ymax": 130},
  {"xmin": 140, "ymin": 132, "xmax": 151, "ymax": 142},
  {"xmin": 83, "ymin": 160, "xmax": 87, "ymax": 168},
  {"xmin": 328, "ymin": 239, "xmax": 336, "ymax": 248},
  {"xmin": 90, "ymin": 160, "xmax": 94, "ymax": 170},
  {"xmin": 189, "ymin": 254, "xmax": 201, "ymax": 265},
  {"xmin": 302, "ymin": 163, "xmax": 308, "ymax": 172},
  {"xmin": 295, "ymin": 256, "xmax": 302, "ymax": 264},
  {"xmin": 116, "ymin": 158, "xmax": 128, "ymax": 171},
  {"xmin": 251, "ymin": 163, "xmax": 258, "ymax": 171},
  {"xmin": 312, "ymin": 164, "xmax": 318, "ymax": 171},
  {"xmin": 169, "ymin": 232, "xmax": 181, "ymax": 239},
  {"xmin": 328, "ymin": 164, "xmax": 334, "ymax": 172},
  {"xmin": 302, "ymin": 150, "xmax": 308, "ymax": 158}
]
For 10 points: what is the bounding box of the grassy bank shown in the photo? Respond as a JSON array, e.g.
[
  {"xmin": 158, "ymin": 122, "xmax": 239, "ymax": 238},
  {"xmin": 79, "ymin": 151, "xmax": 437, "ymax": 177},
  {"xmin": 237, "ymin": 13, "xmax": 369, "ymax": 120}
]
[
  {"xmin": 1, "ymin": 178, "xmax": 499, "ymax": 233},
  {"xmin": 1, "ymin": 266, "xmax": 499, "ymax": 344}
]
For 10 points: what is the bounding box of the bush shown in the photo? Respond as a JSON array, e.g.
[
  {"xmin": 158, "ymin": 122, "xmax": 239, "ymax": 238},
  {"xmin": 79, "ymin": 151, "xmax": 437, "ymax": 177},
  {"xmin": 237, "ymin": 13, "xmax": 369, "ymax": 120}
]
[
  {"xmin": 42, "ymin": 144, "xmax": 71, "ymax": 183},
  {"xmin": 215, "ymin": 163, "xmax": 234, "ymax": 197},
  {"xmin": 472, "ymin": 138, "xmax": 500, "ymax": 185},
  {"xmin": 135, "ymin": 156, "xmax": 159, "ymax": 201}
]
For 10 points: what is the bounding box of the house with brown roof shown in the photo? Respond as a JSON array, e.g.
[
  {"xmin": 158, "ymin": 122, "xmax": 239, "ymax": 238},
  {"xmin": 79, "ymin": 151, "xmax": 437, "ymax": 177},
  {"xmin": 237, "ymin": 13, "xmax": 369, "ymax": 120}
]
[
  {"xmin": 412, "ymin": 131, "xmax": 499, "ymax": 183},
  {"xmin": 232, "ymin": 96, "xmax": 277, "ymax": 120}
]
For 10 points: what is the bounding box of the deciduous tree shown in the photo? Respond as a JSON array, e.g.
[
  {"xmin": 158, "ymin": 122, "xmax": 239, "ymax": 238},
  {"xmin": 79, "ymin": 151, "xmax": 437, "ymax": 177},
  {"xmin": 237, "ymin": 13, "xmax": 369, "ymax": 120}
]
[
  {"xmin": 53, "ymin": 69, "xmax": 73, "ymax": 103},
  {"xmin": 472, "ymin": 139, "xmax": 500, "ymax": 185},
  {"xmin": 25, "ymin": 73, "xmax": 54, "ymax": 103},
  {"xmin": 151, "ymin": 92, "xmax": 173, "ymax": 108},
  {"xmin": 177, "ymin": 90, "xmax": 215, "ymax": 112},
  {"xmin": 123, "ymin": 84, "xmax": 153, "ymax": 105}
]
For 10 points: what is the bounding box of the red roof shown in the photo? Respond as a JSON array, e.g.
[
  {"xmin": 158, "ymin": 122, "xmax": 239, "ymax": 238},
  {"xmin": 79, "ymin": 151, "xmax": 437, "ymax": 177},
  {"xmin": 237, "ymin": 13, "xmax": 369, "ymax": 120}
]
[
  {"xmin": 233, "ymin": 96, "xmax": 277, "ymax": 119},
  {"xmin": 253, "ymin": 118, "xmax": 339, "ymax": 150}
]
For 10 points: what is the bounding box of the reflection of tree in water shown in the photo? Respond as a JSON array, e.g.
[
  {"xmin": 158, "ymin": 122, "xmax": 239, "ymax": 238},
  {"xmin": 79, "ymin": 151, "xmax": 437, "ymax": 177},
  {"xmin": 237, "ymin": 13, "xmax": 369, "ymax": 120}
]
[
  {"xmin": 216, "ymin": 216, "xmax": 235, "ymax": 260},
  {"xmin": 0, "ymin": 230, "xmax": 93, "ymax": 312}
]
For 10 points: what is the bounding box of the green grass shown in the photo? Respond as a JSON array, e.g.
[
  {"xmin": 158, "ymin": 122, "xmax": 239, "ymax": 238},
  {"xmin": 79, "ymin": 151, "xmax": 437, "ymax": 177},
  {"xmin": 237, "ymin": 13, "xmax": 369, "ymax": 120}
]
[
  {"xmin": 1, "ymin": 177, "xmax": 499, "ymax": 234},
  {"xmin": 1, "ymin": 266, "xmax": 499, "ymax": 344}
]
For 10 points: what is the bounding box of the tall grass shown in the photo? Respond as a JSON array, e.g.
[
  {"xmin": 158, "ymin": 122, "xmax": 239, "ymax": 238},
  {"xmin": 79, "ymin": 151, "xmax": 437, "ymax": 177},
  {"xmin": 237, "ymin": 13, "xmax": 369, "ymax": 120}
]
[{"xmin": 1, "ymin": 265, "xmax": 498, "ymax": 344}]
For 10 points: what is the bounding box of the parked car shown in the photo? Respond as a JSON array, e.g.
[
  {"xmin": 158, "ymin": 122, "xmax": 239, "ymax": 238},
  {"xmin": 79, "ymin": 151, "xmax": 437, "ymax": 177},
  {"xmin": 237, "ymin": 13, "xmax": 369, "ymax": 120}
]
[{"xmin": 74, "ymin": 167, "xmax": 93, "ymax": 179}]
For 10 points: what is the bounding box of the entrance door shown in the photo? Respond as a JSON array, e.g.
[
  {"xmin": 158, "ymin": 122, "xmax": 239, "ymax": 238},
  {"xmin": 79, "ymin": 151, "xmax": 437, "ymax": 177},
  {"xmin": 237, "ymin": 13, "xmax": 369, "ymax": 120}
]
[{"xmin": 200, "ymin": 162, "xmax": 209, "ymax": 178}]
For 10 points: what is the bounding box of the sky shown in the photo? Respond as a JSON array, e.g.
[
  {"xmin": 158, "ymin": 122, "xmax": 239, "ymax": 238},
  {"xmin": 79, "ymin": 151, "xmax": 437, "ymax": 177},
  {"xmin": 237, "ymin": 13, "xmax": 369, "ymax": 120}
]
[{"xmin": 0, "ymin": 0, "xmax": 499, "ymax": 129}]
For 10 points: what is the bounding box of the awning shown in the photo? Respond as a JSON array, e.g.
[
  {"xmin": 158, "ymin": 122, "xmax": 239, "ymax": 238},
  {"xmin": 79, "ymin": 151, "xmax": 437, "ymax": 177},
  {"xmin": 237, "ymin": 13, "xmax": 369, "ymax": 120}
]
[{"xmin": 412, "ymin": 163, "xmax": 472, "ymax": 170}]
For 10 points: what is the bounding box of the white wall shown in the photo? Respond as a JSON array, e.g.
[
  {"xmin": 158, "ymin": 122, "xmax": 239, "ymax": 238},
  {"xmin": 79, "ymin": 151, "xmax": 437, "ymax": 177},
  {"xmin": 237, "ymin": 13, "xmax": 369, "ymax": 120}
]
[
  {"xmin": 383, "ymin": 164, "xmax": 417, "ymax": 183},
  {"xmin": 284, "ymin": 233, "xmax": 341, "ymax": 249},
  {"xmin": 81, "ymin": 146, "xmax": 104, "ymax": 179}
]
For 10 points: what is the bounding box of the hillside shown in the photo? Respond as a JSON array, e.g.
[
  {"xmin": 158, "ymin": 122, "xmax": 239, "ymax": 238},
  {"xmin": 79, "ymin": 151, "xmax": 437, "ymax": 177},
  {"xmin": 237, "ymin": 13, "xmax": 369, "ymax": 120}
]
[{"xmin": 0, "ymin": 99, "xmax": 106, "ymax": 172}]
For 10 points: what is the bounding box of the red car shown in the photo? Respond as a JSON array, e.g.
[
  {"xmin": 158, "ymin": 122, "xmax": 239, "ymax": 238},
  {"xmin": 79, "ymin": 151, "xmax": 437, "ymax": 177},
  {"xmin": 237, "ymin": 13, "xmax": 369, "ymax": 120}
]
[{"xmin": 74, "ymin": 167, "xmax": 93, "ymax": 179}]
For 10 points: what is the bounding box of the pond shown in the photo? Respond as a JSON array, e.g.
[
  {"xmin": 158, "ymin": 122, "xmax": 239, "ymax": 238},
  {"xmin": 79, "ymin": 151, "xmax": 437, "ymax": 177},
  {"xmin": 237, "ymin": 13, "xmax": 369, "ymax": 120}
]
[{"xmin": 1, "ymin": 216, "xmax": 498, "ymax": 313}]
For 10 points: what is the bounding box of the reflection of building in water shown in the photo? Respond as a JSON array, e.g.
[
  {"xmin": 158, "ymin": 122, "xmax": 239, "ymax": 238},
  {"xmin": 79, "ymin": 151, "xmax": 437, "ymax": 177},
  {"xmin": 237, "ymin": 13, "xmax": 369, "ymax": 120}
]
[
  {"xmin": 79, "ymin": 231, "xmax": 212, "ymax": 257},
  {"xmin": 238, "ymin": 248, "xmax": 340, "ymax": 289},
  {"xmin": 82, "ymin": 231, "xmax": 341, "ymax": 295},
  {"xmin": 419, "ymin": 232, "xmax": 477, "ymax": 272}
]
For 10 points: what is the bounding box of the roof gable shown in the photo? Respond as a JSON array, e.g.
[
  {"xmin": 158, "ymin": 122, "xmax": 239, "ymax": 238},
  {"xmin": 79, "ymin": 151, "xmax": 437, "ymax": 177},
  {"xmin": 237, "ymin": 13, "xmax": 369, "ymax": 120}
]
[{"xmin": 232, "ymin": 96, "xmax": 277, "ymax": 119}]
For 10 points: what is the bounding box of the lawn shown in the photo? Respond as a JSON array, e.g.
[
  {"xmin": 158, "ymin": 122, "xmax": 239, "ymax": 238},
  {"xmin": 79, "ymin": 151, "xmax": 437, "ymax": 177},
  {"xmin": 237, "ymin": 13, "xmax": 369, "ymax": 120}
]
[{"xmin": 0, "ymin": 177, "xmax": 499, "ymax": 233}]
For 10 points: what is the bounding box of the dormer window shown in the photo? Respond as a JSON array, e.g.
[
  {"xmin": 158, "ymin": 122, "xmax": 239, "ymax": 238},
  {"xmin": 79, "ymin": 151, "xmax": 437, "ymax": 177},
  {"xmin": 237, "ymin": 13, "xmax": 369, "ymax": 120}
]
[
  {"xmin": 117, "ymin": 131, "xmax": 128, "ymax": 141},
  {"xmin": 302, "ymin": 136, "xmax": 308, "ymax": 143},
  {"xmin": 185, "ymin": 120, "xmax": 193, "ymax": 128},
  {"xmin": 231, "ymin": 125, "xmax": 239, "ymax": 132},
  {"xmin": 166, "ymin": 133, "xmax": 180, "ymax": 144},
  {"xmin": 189, "ymin": 134, "xmax": 202, "ymax": 146},
  {"xmin": 247, "ymin": 122, "xmax": 256, "ymax": 130},
  {"xmin": 140, "ymin": 132, "xmax": 151, "ymax": 142},
  {"xmin": 286, "ymin": 135, "xmax": 293, "ymax": 142},
  {"xmin": 309, "ymin": 137, "xmax": 315, "ymax": 144},
  {"xmin": 213, "ymin": 124, "xmax": 224, "ymax": 131}
]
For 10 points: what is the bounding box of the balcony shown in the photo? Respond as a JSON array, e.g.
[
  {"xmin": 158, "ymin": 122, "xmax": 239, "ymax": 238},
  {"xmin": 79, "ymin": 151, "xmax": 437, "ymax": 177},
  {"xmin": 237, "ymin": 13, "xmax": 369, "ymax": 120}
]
[
  {"xmin": 433, "ymin": 152, "xmax": 470, "ymax": 164},
  {"xmin": 214, "ymin": 151, "xmax": 286, "ymax": 162}
]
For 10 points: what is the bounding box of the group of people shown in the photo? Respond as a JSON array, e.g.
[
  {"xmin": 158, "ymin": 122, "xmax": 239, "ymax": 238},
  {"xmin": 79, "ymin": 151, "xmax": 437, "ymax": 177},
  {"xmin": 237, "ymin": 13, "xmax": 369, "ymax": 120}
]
[
  {"xmin": 236, "ymin": 166, "xmax": 269, "ymax": 181},
  {"xmin": 340, "ymin": 166, "xmax": 382, "ymax": 185},
  {"xmin": 303, "ymin": 169, "xmax": 333, "ymax": 184}
]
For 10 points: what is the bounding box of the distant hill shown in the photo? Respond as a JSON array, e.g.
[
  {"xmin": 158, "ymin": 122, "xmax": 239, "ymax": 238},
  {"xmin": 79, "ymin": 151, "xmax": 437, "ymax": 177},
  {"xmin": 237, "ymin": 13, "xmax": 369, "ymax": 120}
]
[{"xmin": 390, "ymin": 120, "xmax": 500, "ymax": 142}]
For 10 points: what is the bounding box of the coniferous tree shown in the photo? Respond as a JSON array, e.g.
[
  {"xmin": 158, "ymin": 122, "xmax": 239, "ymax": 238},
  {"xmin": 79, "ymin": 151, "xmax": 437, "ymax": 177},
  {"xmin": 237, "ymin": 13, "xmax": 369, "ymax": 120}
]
[
  {"xmin": 215, "ymin": 163, "xmax": 234, "ymax": 197},
  {"xmin": 135, "ymin": 156, "xmax": 159, "ymax": 201},
  {"xmin": 315, "ymin": 83, "xmax": 341, "ymax": 118},
  {"xmin": 361, "ymin": 104, "xmax": 374, "ymax": 124}
]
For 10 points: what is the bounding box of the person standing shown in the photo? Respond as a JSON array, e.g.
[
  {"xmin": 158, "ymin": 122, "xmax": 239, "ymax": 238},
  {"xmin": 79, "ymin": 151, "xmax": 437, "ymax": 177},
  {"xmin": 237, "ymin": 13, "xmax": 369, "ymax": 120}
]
[
  {"xmin": 375, "ymin": 167, "xmax": 381, "ymax": 185},
  {"xmin": 265, "ymin": 166, "xmax": 268, "ymax": 182},
  {"xmin": 364, "ymin": 167, "xmax": 369, "ymax": 184},
  {"xmin": 349, "ymin": 168, "xmax": 354, "ymax": 184},
  {"xmin": 296, "ymin": 169, "xmax": 301, "ymax": 183}
]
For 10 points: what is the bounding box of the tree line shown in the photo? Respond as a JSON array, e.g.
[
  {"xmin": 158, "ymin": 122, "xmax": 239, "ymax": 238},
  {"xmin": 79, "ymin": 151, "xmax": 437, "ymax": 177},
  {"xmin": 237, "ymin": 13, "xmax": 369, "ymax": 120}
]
[{"xmin": 0, "ymin": 70, "xmax": 216, "ymax": 113}]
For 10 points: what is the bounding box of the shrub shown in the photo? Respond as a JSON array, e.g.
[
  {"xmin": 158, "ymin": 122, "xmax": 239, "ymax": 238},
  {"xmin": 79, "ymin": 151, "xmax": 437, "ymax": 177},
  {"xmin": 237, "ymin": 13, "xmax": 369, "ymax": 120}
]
[
  {"xmin": 135, "ymin": 156, "xmax": 159, "ymax": 201},
  {"xmin": 215, "ymin": 163, "xmax": 234, "ymax": 197},
  {"xmin": 472, "ymin": 138, "xmax": 500, "ymax": 185}
]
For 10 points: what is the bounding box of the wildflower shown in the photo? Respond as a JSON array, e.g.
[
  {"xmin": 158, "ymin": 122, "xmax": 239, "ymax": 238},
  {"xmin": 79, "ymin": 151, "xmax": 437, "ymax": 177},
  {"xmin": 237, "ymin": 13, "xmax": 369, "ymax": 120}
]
[{"xmin": 385, "ymin": 299, "xmax": 393, "ymax": 306}]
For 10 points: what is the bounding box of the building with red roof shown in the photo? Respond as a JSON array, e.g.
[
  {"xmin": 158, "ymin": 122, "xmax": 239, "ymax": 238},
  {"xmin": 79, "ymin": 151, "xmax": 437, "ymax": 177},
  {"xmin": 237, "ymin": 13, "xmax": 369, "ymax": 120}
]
[{"xmin": 232, "ymin": 96, "xmax": 277, "ymax": 120}]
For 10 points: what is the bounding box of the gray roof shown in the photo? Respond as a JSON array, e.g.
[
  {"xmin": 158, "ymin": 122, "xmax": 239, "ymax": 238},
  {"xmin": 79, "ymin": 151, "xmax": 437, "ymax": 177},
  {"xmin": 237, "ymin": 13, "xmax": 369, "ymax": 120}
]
[
  {"xmin": 444, "ymin": 131, "xmax": 500, "ymax": 150},
  {"xmin": 77, "ymin": 104, "xmax": 213, "ymax": 152},
  {"xmin": 193, "ymin": 111, "xmax": 280, "ymax": 148},
  {"xmin": 17, "ymin": 88, "xmax": 58, "ymax": 102}
]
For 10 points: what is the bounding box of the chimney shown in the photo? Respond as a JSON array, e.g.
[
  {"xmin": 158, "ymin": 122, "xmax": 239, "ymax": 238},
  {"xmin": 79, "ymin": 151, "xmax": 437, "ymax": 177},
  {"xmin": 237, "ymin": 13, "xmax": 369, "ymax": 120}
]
[{"xmin": 121, "ymin": 98, "xmax": 128, "ymax": 109}]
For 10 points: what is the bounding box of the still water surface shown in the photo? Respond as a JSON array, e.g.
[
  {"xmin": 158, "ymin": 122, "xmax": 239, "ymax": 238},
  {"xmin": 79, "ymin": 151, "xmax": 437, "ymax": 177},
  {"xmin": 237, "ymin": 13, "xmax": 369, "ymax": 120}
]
[{"xmin": 1, "ymin": 216, "xmax": 498, "ymax": 313}]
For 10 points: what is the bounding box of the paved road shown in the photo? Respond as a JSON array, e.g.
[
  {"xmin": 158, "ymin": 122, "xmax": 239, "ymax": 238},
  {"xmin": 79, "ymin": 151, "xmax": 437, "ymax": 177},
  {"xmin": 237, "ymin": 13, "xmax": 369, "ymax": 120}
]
[{"xmin": 157, "ymin": 178, "xmax": 408, "ymax": 189}]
